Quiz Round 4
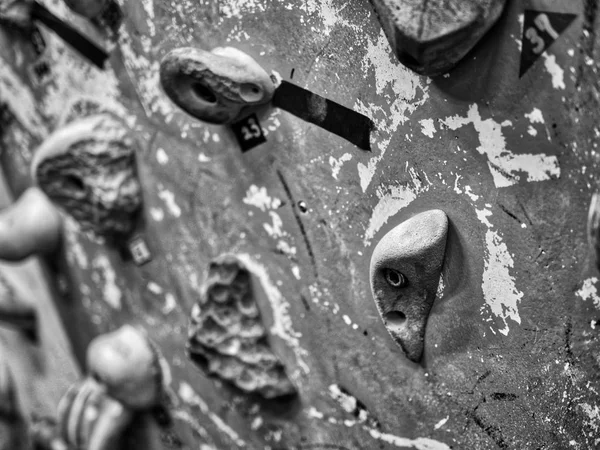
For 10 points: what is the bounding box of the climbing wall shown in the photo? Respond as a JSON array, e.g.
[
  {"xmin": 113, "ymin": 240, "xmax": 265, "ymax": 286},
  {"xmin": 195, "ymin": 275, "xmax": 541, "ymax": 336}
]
[{"xmin": 1, "ymin": 0, "xmax": 599, "ymax": 448}]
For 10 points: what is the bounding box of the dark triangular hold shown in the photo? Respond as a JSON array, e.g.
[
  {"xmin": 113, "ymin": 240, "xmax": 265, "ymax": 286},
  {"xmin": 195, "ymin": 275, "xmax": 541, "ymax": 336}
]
[{"xmin": 520, "ymin": 10, "xmax": 577, "ymax": 77}]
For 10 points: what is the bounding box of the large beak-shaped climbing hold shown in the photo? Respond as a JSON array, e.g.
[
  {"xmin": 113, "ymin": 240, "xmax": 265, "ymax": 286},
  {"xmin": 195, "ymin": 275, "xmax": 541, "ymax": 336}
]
[
  {"xmin": 0, "ymin": 187, "xmax": 62, "ymax": 262},
  {"xmin": 371, "ymin": 0, "xmax": 506, "ymax": 76},
  {"xmin": 187, "ymin": 254, "xmax": 297, "ymax": 399},
  {"xmin": 86, "ymin": 325, "xmax": 161, "ymax": 410},
  {"xmin": 31, "ymin": 114, "xmax": 142, "ymax": 241},
  {"xmin": 588, "ymin": 193, "xmax": 600, "ymax": 271},
  {"xmin": 369, "ymin": 210, "xmax": 448, "ymax": 362},
  {"xmin": 159, "ymin": 46, "xmax": 276, "ymax": 124},
  {"xmin": 63, "ymin": 0, "xmax": 109, "ymax": 19},
  {"xmin": 58, "ymin": 378, "xmax": 133, "ymax": 450}
]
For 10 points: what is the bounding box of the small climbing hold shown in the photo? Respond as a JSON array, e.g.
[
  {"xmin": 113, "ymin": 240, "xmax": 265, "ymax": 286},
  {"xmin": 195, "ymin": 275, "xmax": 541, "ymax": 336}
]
[
  {"xmin": 32, "ymin": 114, "xmax": 142, "ymax": 241},
  {"xmin": 371, "ymin": 0, "xmax": 506, "ymax": 76},
  {"xmin": 187, "ymin": 254, "xmax": 297, "ymax": 399},
  {"xmin": 160, "ymin": 46, "xmax": 276, "ymax": 124},
  {"xmin": 0, "ymin": 187, "xmax": 62, "ymax": 261},
  {"xmin": 370, "ymin": 210, "xmax": 449, "ymax": 362},
  {"xmin": 86, "ymin": 325, "xmax": 162, "ymax": 410}
]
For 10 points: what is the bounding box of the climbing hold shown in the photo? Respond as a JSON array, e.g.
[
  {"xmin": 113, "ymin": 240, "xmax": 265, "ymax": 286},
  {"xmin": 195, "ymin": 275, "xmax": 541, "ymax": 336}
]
[
  {"xmin": 63, "ymin": 0, "xmax": 110, "ymax": 19},
  {"xmin": 0, "ymin": 187, "xmax": 62, "ymax": 261},
  {"xmin": 58, "ymin": 378, "xmax": 133, "ymax": 450},
  {"xmin": 371, "ymin": 0, "xmax": 506, "ymax": 76},
  {"xmin": 160, "ymin": 46, "xmax": 276, "ymax": 124},
  {"xmin": 187, "ymin": 254, "xmax": 297, "ymax": 399},
  {"xmin": 0, "ymin": 273, "xmax": 37, "ymax": 342},
  {"xmin": 32, "ymin": 114, "xmax": 142, "ymax": 241},
  {"xmin": 587, "ymin": 193, "xmax": 600, "ymax": 271},
  {"xmin": 0, "ymin": 0, "xmax": 33, "ymax": 28},
  {"xmin": 86, "ymin": 325, "xmax": 162, "ymax": 410},
  {"xmin": 369, "ymin": 210, "xmax": 448, "ymax": 362}
]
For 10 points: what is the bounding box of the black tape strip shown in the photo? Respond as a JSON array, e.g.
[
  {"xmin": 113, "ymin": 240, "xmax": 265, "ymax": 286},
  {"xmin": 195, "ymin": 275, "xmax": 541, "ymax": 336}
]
[
  {"xmin": 272, "ymin": 80, "xmax": 374, "ymax": 151},
  {"xmin": 30, "ymin": 2, "xmax": 108, "ymax": 69}
]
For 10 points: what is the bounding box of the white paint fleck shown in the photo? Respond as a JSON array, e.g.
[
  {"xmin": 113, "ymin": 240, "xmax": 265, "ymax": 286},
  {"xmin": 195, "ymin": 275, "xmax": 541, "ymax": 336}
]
[
  {"xmin": 147, "ymin": 282, "xmax": 163, "ymax": 295},
  {"xmin": 477, "ymin": 207, "xmax": 523, "ymax": 336},
  {"xmin": 576, "ymin": 277, "xmax": 600, "ymax": 309},
  {"xmin": 527, "ymin": 125, "xmax": 538, "ymax": 136},
  {"xmin": 163, "ymin": 293, "xmax": 177, "ymax": 314},
  {"xmin": 441, "ymin": 104, "xmax": 560, "ymax": 188},
  {"xmin": 178, "ymin": 382, "xmax": 246, "ymax": 447},
  {"xmin": 366, "ymin": 428, "xmax": 450, "ymax": 450},
  {"xmin": 329, "ymin": 153, "xmax": 352, "ymax": 180},
  {"xmin": 243, "ymin": 185, "xmax": 282, "ymax": 212},
  {"xmin": 150, "ymin": 207, "xmax": 165, "ymax": 222},
  {"xmin": 198, "ymin": 153, "xmax": 211, "ymax": 162},
  {"xmin": 158, "ymin": 187, "xmax": 182, "ymax": 217},
  {"xmin": 434, "ymin": 416, "xmax": 449, "ymax": 430},
  {"xmin": 420, "ymin": 118, "xmax": 436, "ymax": 138},
  {"xmin": 525, "ymin": 108, "xmax": 545, "ymax": 124},
  {"xmin": 92, "ymin": 254, "xmax": 122, "ymax": 309},
  {"xmin": 542, "ymin": 53, "xmax": 566, "ymax": 90},
  {"xmin": 292, "ymin": 265, "xmax": 301, "ymax": 280},
  {"xmin": 307, "ymin": 407, "xmax": 324, "ymax": 419},
  {"xmin": 156, "ymin": 148, "xmax": 169, "ymax": 165},
  {"xmin": 342, "ymin": 315, "xmax": 352, "ymax": 326}
]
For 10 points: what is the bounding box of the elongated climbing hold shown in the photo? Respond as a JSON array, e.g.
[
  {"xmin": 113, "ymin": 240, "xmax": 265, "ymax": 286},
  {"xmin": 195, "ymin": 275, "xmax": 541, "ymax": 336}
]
[
  {"xmin": 370, "ymin": 210, "xmax": 448, "ymax": 362},
  {"xmin": 371, "ymin": 0, "xmax": 506, "ymax": 76},
  {"xmin": 160, "ymin": 46, "xmax": 276, "ymax": 124},
  {"xmin": 187, "ymin": 254, "xmax": 297, "ymax": 399},
  {"xmin": 0, "ymin": 187, "xmax": 62, "ymax": 261},
  {"xmin": 31, "ymin": 114, "xmax": 142, "ymax": 241}
]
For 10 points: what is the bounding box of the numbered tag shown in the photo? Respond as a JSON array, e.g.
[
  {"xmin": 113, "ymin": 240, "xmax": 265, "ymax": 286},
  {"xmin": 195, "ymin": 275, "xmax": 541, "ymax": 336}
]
[
  {"xmin": 128, "ymin": 235, "xmax": 153, "ymax": 266},
  {"xmin": 231, "ymin": 113, "xmax": 267, "ymax": 152},
  {"xmin": 520, "ymin": 10, "xmax": 577, "ymax": 77}
]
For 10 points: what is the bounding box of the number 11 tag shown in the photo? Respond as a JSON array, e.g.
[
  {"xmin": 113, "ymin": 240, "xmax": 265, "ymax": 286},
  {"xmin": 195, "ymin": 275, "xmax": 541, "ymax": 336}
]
[{"xmin": 231, "ymin": 113, "xmax": 267, "ymax": 152}]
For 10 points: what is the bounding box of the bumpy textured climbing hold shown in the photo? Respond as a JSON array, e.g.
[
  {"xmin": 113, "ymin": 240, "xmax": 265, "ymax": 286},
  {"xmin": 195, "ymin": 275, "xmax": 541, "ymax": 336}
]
[
  {"xmin": 370, "ymin": 210, "xmax": 448, "ymax": 362},
  {"xmin": 160, "ymin": 46, "xmax": 276, "ymax": 124},
  {"xmin": 0, "ymin": 187, "xmax": 62, "ymax": 261},
  {"xmin": 187, "ymin": 254, "xmax": 296, "ymax": 399},
  {"xmin": 32, "ymin": 114, "xmax": 142, "ymax": 241},
  {"xmin": 371, "ymin": 0, "xmax": 506, "ymax": 76},
  {"xmin": 86, "ymin": 325, "xmax": 162, "ymax": 410}
]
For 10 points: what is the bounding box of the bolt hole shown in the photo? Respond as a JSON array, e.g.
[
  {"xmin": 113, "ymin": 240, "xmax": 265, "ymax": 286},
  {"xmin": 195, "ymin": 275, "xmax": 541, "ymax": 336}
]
[
  {"xmin": 385, "ymin": 310, "xmax": 406, "ymax": 327},
  {"xmin": 191, "ymin": 82, "xmax": 218, "ymax": 104},
  {"xmin": 384, "ymin": 268, "xmax": 407, "ymax": 288},
  {"xmin": 65, "ymin": 175, "xmax": 85, "ymax": 191}
]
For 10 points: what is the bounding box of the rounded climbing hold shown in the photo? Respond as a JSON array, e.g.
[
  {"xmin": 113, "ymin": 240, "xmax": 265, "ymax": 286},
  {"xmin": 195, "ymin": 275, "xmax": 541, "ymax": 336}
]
[
  {"xmin": 0, "ymin": 187, "xmax": 62, "ymax": 261},
  {"xmin": 31, "ymin": 114, "xmax": 142, "ymax": 241},
  {"xmin": 159, "ymin": 46, "xmax": 276, "ymax": 124},
  {"xmin": 86, "ymin": 325, "xmax": 161, "ymax": 410}
]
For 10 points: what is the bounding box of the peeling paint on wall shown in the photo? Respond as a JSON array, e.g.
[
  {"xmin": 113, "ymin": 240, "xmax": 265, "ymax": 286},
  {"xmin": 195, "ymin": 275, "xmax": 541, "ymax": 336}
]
[
  {"xmin": 576, "ymin": 277, "xmax": 600, "ymax": 309},
  {"xmin": 476, "ymin": 206, "xmax": 523, "ymax": 336},
  {"xmin": 441, "ymin": 104, "xmax": 560, "ymax": 188}
]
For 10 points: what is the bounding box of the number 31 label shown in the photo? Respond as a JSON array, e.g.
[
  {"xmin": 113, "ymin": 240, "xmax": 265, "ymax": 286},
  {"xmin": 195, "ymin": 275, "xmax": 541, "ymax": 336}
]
[{"xmin": 231, "ymin": 114, "xmax": 267, "ymax": 152}]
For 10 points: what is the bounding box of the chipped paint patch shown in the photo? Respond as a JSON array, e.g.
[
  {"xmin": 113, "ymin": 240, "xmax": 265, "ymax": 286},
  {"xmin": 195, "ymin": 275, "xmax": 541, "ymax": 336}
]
[
  {"xmin": 329, "ymin": 384, "xmax": 369, "ymax": 423},
  {"xmin": 434, "ymin": 416, "xmax": 449, "ymax": 430},
  {"xmin": 364, "ymin": 168, "xmax": 429, "ymax": 245},
  {"xmin": 156, "ymin": 148, "xmax": 169, "ymax": 165},
  {"xmin": 355, "ymin": 31, "xmax": 430, "ymax": 192},
  {"xmin": 149, "ymin": 207, "xmax": 164, "ymax": 222},
  {"xmin": 158, "ymin": 186, "xmax": 182, "ymax": 217},
  {"xmin": 420, "ymin": 118, "xmax": 436, "ymax": 138},
  {"xmin": 477, "ymin": 206, "xmax": 522, "ymax": 335},
  {"xmin": 91, "ymin": 254, "xmax": 122, "ymax": 309},
  {"xmin": 237, "ymin": 254, "xmax": 309, "ymax": 375},
  {"xmin": 329, "ymin": 153, "xmax": 352, "ymax": 180},
  {"xmin": 576, "ymin": 277, "xmax": 600, "ymax": 309},
  {"xmin": 579, "ymin": 403, "xmax": 600, "ymax": 433},
  {"xmin": 178, "ymin": 382, "xmax": 246, "ymax": 447},
  {"xmin": 441, "ymin": 104, "xmax": 560, "ymax": 188}
]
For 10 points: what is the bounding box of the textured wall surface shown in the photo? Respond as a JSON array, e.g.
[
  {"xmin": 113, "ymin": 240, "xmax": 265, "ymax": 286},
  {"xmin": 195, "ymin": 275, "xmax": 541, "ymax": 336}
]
[{"xmin": 0, "ymin": 0, "xmax": 599, "ymax": 448}]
